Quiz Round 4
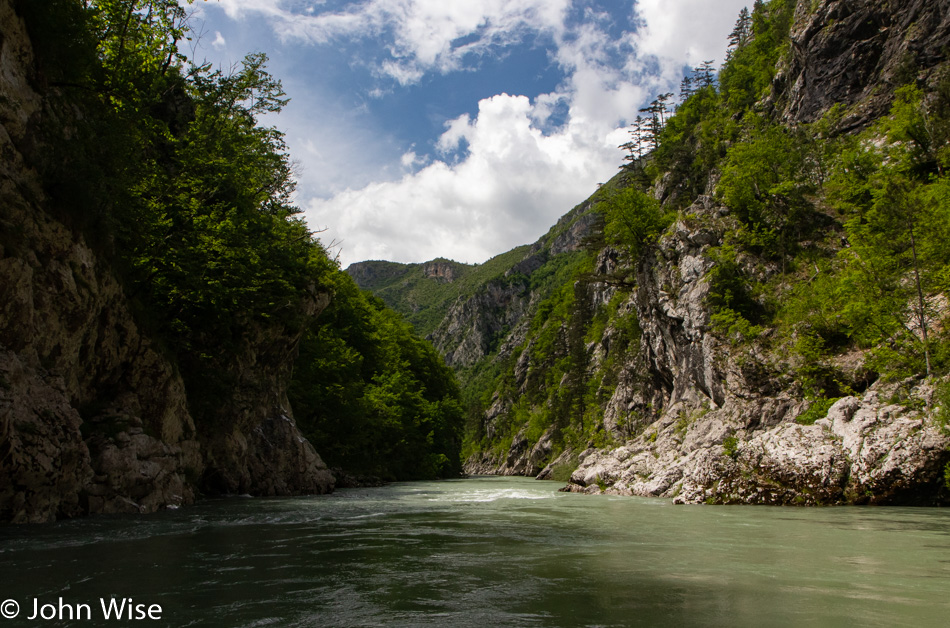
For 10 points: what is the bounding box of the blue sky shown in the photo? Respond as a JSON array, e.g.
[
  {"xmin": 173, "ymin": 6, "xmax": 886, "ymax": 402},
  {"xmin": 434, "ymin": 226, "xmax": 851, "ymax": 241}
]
[{"xmin": 188, "ymin": 0, "xmax": 750, "ymax": 266}]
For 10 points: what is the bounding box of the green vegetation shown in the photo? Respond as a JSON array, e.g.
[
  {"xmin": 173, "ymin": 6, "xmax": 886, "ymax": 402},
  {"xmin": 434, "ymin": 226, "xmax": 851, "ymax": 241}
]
[
  {"xmin": 290, "ymin": 273, "xmax": 464, "ymax": 480},
  {"xmin": 25, "ymin": 0, "xmax": 463, "ymax": 481},
  {"xmin": 602, "ymin": 187, "xmax": 676, "ymax": 264},
  {"xmin": 640, "ymin": 0, "xmax": 950, "ymax": 392},
  {"xmin": 349, "ymin": 247, "xmax": 531, "ymax": 338},
  {"xmin": 770, "ymin": 84, "xmax": 950, "ymax": 387},
  {"xmin": 448, "ymin": 0, "xmax": 950, "ymax": 470},
  {"xmin": 795, "ymin": 397, "xmax": 840, "ymax": 426},
  {"xmin": 722, "ymin": 435, "xmax": 739, "ymax": 459},
  {"xmin": 548, "ymin": 454, "xmax": 580, "ymax": 483}
]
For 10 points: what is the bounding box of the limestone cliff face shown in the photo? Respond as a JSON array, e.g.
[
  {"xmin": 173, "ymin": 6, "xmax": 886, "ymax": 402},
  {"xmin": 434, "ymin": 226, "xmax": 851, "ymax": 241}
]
[
  {"xmin": 562, "ymin": 198, "xmax": 949, "ymax": 504},
  {"xmin": 566, "ymin": 382, "xmax": 950, "ymax": 506},
  {"xmin": 465, "ymin": 189, "xmax": 949, "ymax": 504},
  {"xmin": 422, "ymin": 260, "xmax": 461, "ymax": 283},
  {"xmin": 455, "ymin": 0, "xmax": 950, "ymax": 505},
  {"xmin": 774, "ymin": 0, "xmax": 950, "ymax": 129},
  {"xmin": 0, "ymin": 1, "xmax": 332, "ymax": 523},
  {"xmin": 432, "ymin": 275, "xmax": 533, "ymax": 368},
  {"xmin": 431, "ymin": 204, "xmax": 597, "ymax": 368}
]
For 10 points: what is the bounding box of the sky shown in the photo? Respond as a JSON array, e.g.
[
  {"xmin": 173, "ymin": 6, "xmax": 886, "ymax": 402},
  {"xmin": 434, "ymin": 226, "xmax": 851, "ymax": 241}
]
[{"xmin": 187, "ymin": 0, "xmax": 750, "ymax": 267}]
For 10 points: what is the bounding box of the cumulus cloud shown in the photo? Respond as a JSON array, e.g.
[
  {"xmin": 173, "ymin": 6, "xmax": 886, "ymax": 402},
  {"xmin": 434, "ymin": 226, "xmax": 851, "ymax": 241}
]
[
  {"xmin": 400, "ymin": 149, "xmax": 427, "ymax": 169},
  {"xmin": 200, "ymin": 0, "xmax": 754, "ymax": 266},
  {"xmin": 436, "ymin": 114, "xmax": 473, "ymax": 154},
  {"xmin": 633, "ymin": 0, "xmax": 751, "ymax": 77},
  {"xmin": 211, "ymin": 31, "xmax": 227, "ymax": 50},
  {"xmin": 306, "ymin": 92, "xmax": 623, "ymax": 265}
]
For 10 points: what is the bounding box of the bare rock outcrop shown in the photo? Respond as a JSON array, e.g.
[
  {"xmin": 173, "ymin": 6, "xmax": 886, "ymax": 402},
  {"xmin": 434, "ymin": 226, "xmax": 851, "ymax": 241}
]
[
  {"xmin": 559, "ymin": 197, "xmax": 949, "ymax": 504},
  {"xmin": 775, "ymin": 0, "xmax": 950, "ymax": 129},
  {"xmin": 565, "ymin": 381, "xmax": 949, "ymax": 506}
]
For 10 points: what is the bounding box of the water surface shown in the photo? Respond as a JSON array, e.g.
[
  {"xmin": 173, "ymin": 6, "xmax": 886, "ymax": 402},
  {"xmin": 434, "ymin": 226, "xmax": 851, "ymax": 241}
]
[{"xmin": 1, "ymin": 476, "xmax": 949, "ymax": 627}]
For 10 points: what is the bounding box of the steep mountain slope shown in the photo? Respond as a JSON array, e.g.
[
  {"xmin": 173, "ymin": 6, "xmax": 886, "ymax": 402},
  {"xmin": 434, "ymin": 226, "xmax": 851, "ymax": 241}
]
[
  {"xmin": 348, "ymin": 190, "xmax": 606, "ymax": 372},
  {"xmin": 347, "ymin": 250, "xmax": 528, "ymax": 342},
  {"xmin": 357, "ymin": 0, "xmax": 950, "ymax": 505}
]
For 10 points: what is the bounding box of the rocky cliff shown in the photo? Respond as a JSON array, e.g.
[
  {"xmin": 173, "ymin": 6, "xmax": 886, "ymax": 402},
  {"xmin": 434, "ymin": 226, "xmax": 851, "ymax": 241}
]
[
  {"xmin": 347, "ymin": 203, "xmax": 597, "ymax": 368},
  {"xmin": 774, "ymin": 0, "xmax": 950, "ymax": 129},
  {"xmin": 361, "ymin": 0, "xmax": 950, "ymax": 505},
  {"xmin": 556, "ymin": 0, "xmax": 950, "ymax": 504},
  {"xmin": 0, "ymin": 0, "xmax": 333, "ymax": 523},
  {"xmin": 432, "ymin": 207, "xmax": 599, "ymax": 368},
  {"xmin": 561, "ymin": 197, "xmax": 949, "ymax": 504}
]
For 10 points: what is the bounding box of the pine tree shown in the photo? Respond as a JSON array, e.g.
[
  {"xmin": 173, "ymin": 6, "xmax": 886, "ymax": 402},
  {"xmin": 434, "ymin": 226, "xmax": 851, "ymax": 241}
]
[
  {"xmin": 679, "ymin": 74, "xmax": 695, "ymax": 104},
  {"xmin": 727, "ymin": 7, "xmax": 752, "ymax": 58},
  {"xmin": 694, "ymin": 60, "xmax": 717, "ymax": 89},
  {"xmin": 620, "ymin": 115, "xmax": 647, "ymax": 164},
  {"xmin": 656, "ymin": 92, "xmax": 674, "ymax": 125},
  {"xmin": 638, "ymin": 102, "xmax": 660, "ymax": 153}
]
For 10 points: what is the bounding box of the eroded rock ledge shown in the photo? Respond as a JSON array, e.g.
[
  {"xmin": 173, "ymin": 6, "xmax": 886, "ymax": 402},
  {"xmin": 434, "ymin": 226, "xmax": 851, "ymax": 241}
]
[{"xmin": 563, "ymin": 379, "xmax": 949, "ymax": 505}]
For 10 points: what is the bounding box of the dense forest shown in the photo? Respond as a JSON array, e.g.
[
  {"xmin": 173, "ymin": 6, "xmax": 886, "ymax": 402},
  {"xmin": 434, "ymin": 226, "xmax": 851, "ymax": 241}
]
[{"xmin": 14, "ymin": 0, "xmax": 463, "ymax": 483}]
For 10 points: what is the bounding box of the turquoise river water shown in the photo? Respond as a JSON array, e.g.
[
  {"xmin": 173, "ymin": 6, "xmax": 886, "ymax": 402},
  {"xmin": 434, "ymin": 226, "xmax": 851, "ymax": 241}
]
[{"xmin": 1, "ymin": 476, "xmax": 949, "ymax": 627}]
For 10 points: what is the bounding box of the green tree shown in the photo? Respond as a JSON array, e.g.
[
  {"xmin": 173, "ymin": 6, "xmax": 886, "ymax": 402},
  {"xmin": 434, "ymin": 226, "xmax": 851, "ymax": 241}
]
[
  {"xmin": 290, "ymin": 273, "xmax": 465, "ymax": 480},
  {"xmin": 601, "ymin": 187, "xmax": 675, "ymax": 264},
  {"xmin": 839, "ymin": 175, "xmax": 948, "ymax": 376},
  {"xmin": 718, "ymin": 0, "xmax": 795, "ymax": 112},
  {"xmin": 883, "ymin": 84, "xmax": 950, "ymax": 179},
  {"xmin": 727, "ymin": 7, "xmax": 753, "ymax": 57},
  {"xmin": 821, "ymin": 87, "xmax": 950, "ymax": 379},
  {"xmin": 718, "ymin": 123, "xmax": 816, "ymax": 268}
]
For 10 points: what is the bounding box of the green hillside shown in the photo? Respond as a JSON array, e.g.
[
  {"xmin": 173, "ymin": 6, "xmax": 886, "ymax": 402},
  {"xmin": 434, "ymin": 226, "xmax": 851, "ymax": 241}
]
[{"xmin": 347, "ymin": 247, "xmax": 529, "ymax": 338}]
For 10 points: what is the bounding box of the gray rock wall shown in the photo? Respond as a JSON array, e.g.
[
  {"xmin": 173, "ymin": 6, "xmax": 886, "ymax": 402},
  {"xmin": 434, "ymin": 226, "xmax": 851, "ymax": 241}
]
[
  {"xmin": 775, "ymin": 0, "xmax": 950, "ymax": 129},
  {"xmin": 566, "ymin": 382, "xmax": 949, "ymax": 506}
]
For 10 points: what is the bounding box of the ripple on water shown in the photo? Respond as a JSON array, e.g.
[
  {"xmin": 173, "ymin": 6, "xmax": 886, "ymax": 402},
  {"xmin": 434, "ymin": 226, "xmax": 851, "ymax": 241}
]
[
  {"xmin": 1, "ymin": 477, "xmax": 949, "ymax": 628},
  {"xmin": 427, "ymin": 488, "xmax": 555, "ymax": 503}
]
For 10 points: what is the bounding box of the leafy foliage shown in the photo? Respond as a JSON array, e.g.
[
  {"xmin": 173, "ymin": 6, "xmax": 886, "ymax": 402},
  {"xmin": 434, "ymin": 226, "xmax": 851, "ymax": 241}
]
[
  {"xmin": 25, "ymin": 0, "xmax": 464, "ymax": 477},
  {"xmin": 600, "ymin": 187, "xmax": 675, "ymax": 264},
  {"xmin": 795, "ymin": 397, "xmax": 840, "ymax": 426},
  {"xmin": 717, "ymin": 123, "xmax": 820, "ymax": 262},
  {"xmin": 290, "ymin": 274, "xmax": 464, "ymax": 480},
  {"xmin": 718, "ymin": 0, "xmax": 796, "ymax": 111}
]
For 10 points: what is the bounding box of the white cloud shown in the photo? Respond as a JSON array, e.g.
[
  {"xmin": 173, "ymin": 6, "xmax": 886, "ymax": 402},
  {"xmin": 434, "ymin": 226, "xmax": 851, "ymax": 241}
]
[
  {"xmin": 436, "ymin": 114, "xmax": 473, "ymax": 154},
  {"xmin": 633, "ymin": 0, "xmax": 751, "ymax": 76},
  {"xmin": 400, "ymin": 149, "xmax": 427, "ymax": 169},
  {"xmin": 306, "ymin": 92, "xmax": 623, "ymax": 265},
  {"xmin": 211, "ymin": 31, "xmax": 227, "ymax": 50},
  {"xmin": 207, "ymin": 0, "xmax": 572, "ymax": 84},
  {"xmin": 197, "ymin": 0, "xmax": 754, "ymax": 266}
]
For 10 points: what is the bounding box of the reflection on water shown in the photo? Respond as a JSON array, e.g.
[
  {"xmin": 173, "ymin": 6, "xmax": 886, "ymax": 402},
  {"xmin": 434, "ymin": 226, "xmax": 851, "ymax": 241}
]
[{"xmin": 1, "ymin": 476, "xmax": 949, "ymax": 627}]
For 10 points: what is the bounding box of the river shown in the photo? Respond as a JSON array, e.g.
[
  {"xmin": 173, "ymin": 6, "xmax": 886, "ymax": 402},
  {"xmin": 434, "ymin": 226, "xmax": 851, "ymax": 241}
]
[{"xmin": 1, "ymin": 476, "xmax": 949, "ymax": 627}]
